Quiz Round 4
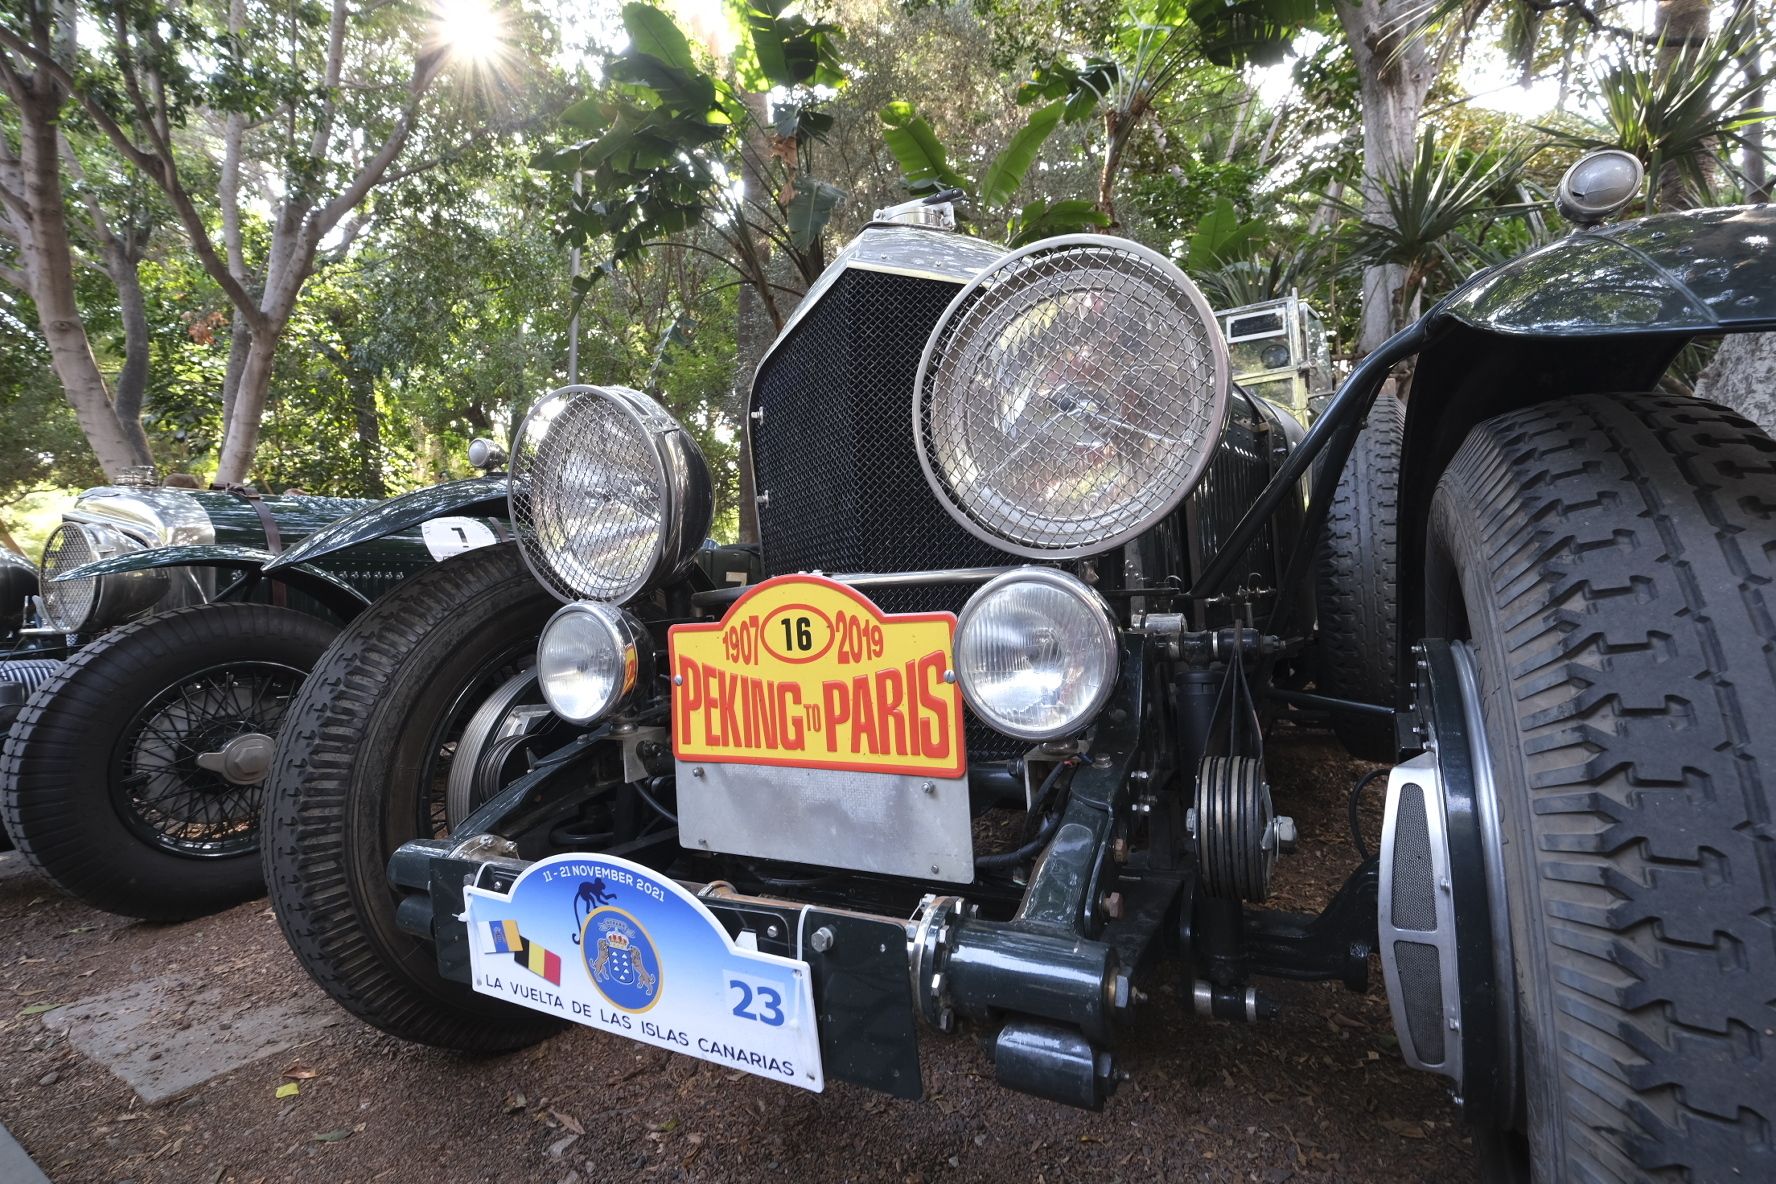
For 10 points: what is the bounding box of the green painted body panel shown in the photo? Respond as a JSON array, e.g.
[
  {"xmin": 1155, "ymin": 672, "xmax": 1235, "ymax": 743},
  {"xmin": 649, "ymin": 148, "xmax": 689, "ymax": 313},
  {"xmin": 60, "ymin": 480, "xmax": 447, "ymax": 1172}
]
[
  {"xmin": 184, "ymin": 490, "xmax": 454, "ymax": 604},
  {"xmin": 1438, "ymin": 204, "xmax": 1776, "ymax": 337}
]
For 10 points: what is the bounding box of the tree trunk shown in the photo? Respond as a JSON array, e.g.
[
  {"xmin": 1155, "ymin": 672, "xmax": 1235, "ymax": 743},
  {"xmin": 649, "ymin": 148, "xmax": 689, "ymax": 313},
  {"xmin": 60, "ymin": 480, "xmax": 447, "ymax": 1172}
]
[
  {"xmin": 1654, "ymin": 0, "xmax": 1714, "ymax": 209},
  {"xmin": 102, "ymin": 236, "xmax": 155, "ymax": 465},
  {"xmin": 1695, "ymin": 334, "xmax": 1776, "ymax": 434},
  {"xmin": 14, "ymin": 82, "xmax": 148, "ymax": 478},
  {"xmin": 1741, "ymin": 32, "xmax": 1769, "ymax": 202},
  {"xmin": 348, "ymin": 370, "xmax": 385, "ymax": 498},
  {"xmin": 1338, "ymin": 0, "xmax": 1434, "ymax": 355},
  {"xmin": 215, "ymin": 323, "xmax": 282, "ymax": 486}
]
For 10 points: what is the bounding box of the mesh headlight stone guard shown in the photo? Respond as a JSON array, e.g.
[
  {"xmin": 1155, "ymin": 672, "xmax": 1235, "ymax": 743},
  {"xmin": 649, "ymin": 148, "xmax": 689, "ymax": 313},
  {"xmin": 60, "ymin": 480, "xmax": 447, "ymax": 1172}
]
[
  {"xmin": 913, "ymin": 236, "xmax": 1231, "ymax": 559},
  {"xmin": 508, "ymin": 385, "xmax": 713, "ymax": 604}
]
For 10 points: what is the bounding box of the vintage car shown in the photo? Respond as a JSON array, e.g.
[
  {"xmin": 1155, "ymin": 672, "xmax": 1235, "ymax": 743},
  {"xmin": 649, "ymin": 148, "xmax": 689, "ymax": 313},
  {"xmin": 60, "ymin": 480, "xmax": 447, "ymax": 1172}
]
[
  {"xmin": 0, "ymin": 472, "xmax": 505, "ymax": 919},
  {"xmin": 262, "ymin": 152, "xmax": 1773, "ymax": 1181},
  {"xmin": 1217, "ymin": 292, "xmax": 1337, "ymax": 423}
]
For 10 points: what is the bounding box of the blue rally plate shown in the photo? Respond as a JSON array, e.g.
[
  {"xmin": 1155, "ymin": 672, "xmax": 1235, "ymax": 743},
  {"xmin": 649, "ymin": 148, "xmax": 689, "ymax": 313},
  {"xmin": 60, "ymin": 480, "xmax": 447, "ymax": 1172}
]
[{"xmin": 462, "ymin": 853, "xmax": 824, "ymax": 1091}]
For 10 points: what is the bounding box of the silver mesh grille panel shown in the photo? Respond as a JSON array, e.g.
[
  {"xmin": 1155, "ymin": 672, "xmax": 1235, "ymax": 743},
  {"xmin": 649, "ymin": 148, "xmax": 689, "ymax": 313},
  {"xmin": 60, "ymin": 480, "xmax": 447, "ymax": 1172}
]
[
  {"xmin": 39, "ymin": 523, "xmax": 98, "ymax": 631},
  {"xmin": 1393, "ymin": 941, "xmax": 1447, "ymax": 1064},
  {"xmin": 916, "ymin": 237, "xmax": 1229, "ymax": 558},
  {"xmin": 1390, "ymin": 783, "xmax": 1437, "ymax": 931}
]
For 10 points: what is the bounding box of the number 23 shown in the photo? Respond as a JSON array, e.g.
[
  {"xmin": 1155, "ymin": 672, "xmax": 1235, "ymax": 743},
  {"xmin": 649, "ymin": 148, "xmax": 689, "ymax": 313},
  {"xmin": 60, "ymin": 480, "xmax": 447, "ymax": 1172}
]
[{"xmin": 729, "ymin": 979, "xmax": 785, "ymax": 1026}]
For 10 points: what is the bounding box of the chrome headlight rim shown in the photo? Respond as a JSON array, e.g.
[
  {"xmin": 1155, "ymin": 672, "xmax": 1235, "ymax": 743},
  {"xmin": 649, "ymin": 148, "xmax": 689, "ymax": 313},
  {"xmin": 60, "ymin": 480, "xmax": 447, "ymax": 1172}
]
[
  {"xmin": 535, "ymin": 600, "xmax": 654, "ymax": 726},
  {"xmin": 913, "ymin": 233, "xmax": 1231, "ymax": 561},
  {"xmin": 954, "ymin": 566, "xmax": 1120, "ymax": 742},
  {"xmin": 509, "ymin": 384, "xmax": 713, "ymax": 606},
  {"xmin": 39, "ymin": 521, "xmax": 146, "ymax": 633}
]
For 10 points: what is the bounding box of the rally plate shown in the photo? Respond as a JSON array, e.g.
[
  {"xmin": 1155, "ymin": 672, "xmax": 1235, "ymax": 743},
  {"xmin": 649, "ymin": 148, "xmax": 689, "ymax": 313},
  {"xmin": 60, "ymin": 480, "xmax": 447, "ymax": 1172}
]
[
  {"xmin": 463, "ymin": 854, "xmax": 823, "ymax": 1091},
  {"xmin": 667, "ymin": 575, "xmax": 975, "ymax": 882}
]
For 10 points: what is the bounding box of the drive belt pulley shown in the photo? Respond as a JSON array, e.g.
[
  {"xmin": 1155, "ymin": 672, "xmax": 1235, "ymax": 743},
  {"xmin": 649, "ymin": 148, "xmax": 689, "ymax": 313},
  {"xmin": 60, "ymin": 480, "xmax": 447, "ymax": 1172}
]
[{"xmin": 1195, "ymin": 754, "xmax": 1277, "ymax": 900}]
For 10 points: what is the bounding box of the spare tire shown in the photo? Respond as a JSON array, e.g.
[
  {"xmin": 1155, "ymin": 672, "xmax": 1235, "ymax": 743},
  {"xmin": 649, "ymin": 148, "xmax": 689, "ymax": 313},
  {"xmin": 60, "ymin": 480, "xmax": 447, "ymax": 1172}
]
[{"xmin": 1315, "ymin": 393, "xmax": 1403, "ymax": 760}]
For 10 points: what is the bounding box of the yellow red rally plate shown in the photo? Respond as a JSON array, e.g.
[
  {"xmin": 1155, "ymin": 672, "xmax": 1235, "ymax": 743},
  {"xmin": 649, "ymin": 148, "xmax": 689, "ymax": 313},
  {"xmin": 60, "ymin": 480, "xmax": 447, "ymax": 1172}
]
[{"xmin": 668, "ymin": 575, "xmax": 966, "ymax": 778}]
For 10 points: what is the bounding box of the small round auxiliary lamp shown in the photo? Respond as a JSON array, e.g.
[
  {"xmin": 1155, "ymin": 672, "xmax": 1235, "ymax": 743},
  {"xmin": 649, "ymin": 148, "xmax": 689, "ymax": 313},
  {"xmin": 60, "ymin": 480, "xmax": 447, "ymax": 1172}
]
[{"xmin": 1555, "ymin": 149, "xmax": 1644, "ymax": 227}]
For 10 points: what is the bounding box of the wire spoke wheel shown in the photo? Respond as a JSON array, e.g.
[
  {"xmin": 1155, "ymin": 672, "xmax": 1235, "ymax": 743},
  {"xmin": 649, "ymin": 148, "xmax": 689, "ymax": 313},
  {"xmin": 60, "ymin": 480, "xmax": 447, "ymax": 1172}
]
[{"xmin": 114, "ymin": 661, "xmax": 305, "ymax": 857}]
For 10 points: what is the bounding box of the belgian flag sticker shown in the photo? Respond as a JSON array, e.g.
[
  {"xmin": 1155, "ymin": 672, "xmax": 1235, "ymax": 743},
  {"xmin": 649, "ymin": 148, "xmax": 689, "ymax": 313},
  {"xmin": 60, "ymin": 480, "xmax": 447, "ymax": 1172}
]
[{"xmin": 482, "ymin": 920, "xmax": 562, "ymax": 986}]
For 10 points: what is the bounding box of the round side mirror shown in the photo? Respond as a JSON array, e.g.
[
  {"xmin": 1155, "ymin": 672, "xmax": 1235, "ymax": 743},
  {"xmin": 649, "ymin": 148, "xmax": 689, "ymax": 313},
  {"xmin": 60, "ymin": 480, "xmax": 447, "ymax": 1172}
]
[{"xmin": 1555, "ymin": 150, "xmax": 1644, "ymax": 227}]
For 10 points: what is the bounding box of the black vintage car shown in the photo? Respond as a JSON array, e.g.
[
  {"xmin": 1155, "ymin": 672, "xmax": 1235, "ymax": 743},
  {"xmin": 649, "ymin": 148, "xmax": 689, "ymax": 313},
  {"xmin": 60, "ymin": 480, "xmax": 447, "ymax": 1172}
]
[
  {"xmin": 0, "ymin": 475, "xmax": 505, "ymax": 919},
  {"xmin": 262, "ymin": 154, "xmax": 1775, "ymax": 1181}
]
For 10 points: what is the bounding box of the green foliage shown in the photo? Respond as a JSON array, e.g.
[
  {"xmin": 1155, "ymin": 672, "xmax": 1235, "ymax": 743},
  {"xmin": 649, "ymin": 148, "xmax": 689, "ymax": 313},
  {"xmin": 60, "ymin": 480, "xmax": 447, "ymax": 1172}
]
[
  {"xmin": 1007, "ymin": 198, "xmax": 1112, "ymax": 244},
  {"xmin": 1338, "ymin": 129, "xmax": 1535, "ymax": 318},
  {"xmin": 786, "ymin": 180, "xmax": 846, "ymax": 249},
  {"xmin": 878, "ymin": 101, "xmax": 972, "ymax": 193},
  {"xmin": 1550, "ymin": 10, "xmax": 1775, "ymax": 210},
  {"xmin": 981, "ymin": 100, "xmax": 1066, "ymax": 206},
  {"xmin": 1180, "ymin": 196, "xmax": 1266, "ymax": 271},
  {"xmin": 1015, "ymin": 58, "xmax": 1119, "ymax": 122},
  {"xmin": 545, "ymin": 1, "xmax": 848, "ymax": 299},
  {"xmin": 878, "ymin": 99, "xmax": 1107, "ymax": 239},
  {"xmin": 1186, "ymin": 0, "xmax": 1319, "ymax": 67},
  {"xmin": 0, "ymin": 290, "xmax": 103, "ymax": 505}
]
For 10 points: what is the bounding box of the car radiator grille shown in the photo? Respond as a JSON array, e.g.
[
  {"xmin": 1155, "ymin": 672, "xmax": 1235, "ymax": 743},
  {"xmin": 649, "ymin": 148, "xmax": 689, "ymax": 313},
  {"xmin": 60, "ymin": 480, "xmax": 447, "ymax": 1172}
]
[{"xmin": 751, "ymin": 268, "xmax": 1024, "ymax": 762}]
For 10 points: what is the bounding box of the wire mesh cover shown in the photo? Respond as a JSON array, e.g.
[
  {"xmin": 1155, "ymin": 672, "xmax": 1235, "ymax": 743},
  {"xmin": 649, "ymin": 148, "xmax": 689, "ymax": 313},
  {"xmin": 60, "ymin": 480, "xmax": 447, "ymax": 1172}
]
[
  {"xmin": 917, "ymin": 239, "xmax": 1228, "ymax": 557},
  {"xmin": 39, "ymin": 523, "xmax": 97, "ymax": 630},
  {"xmin": 510, "ymin": 387, "xmax": 668, "ymax": 603},
  {"xmin": 752, "ymin": 268, "xmax": 1023, "ymax": 760}
]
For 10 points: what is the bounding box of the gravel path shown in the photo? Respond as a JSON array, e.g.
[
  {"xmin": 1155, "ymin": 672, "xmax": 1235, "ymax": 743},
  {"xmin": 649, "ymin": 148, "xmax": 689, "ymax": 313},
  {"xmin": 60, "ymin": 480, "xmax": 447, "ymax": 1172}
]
[{"xmin": 0, "ymin": 729, "xmax": 1474, "ymax": 1183}]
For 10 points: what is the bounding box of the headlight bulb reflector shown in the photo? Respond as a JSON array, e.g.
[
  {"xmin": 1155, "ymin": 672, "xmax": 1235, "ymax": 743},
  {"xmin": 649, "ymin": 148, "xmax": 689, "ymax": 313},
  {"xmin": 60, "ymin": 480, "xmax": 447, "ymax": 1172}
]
[{"xmin": 953, "ymin": 568, "xmax": 1118, "ymax": 741}]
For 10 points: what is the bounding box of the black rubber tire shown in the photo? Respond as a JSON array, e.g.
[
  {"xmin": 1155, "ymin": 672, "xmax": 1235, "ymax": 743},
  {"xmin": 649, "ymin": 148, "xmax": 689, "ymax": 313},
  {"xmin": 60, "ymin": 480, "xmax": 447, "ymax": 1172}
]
[
  {"xmin": 0, "ymin": 660, "xmax": 63, "ymax": 853},
  {"xmin": 262, "ymin": 543, "xmax": 565, "ymax": 1051},
  {"xmin": 1316, "ymin": 393, "xmax": 1404, "ymax": 759},
  {"xmin": 0, "ymin": 605, "xmax": 337, "ymax": 921},
  {"xmin": 1425, "ymin": 393, "xmax": 1776, "ymax": 1182}
]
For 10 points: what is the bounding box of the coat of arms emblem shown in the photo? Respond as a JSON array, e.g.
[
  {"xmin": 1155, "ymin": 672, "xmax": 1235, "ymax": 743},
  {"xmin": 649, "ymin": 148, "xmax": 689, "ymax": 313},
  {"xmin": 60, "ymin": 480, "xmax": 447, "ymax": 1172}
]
[{"xmin": 586, "ymin": 911, "xmax": 661, "ymax": 1011}]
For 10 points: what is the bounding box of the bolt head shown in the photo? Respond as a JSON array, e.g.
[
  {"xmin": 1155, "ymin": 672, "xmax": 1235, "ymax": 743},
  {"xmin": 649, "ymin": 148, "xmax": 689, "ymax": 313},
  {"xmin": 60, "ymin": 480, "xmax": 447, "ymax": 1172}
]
[
  {"xmin": 691, "ymin": 766, "xmax": 705, "ymax": 778},
  {"xmin": 809, "ymin": 926, "xmax": 835, "ymax": 953},
  {"xmin": 921, "ymin": 780, "xmax": 936, "ymax": 795}
]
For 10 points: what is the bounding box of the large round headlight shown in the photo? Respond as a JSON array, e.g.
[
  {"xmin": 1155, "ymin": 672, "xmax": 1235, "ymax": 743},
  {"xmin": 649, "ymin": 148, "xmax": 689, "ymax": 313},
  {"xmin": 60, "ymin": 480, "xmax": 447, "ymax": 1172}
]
[
  {"xmin": 537, "ymin": 601, "xmax": 654, "ymax": 725},
  {"xmin": 954, "ymin": 568, "xmax": 1118, "ymax": 741},
  {"xmin": 38, "ymin": 522, "xmax": 162, "ymax": 632},
  {"xmin": 915, "ymin": 235, "xmax": 1229, "ymax": 559},
  {"xmin": 510, "ymin": 385, "xmax": 713, "ymax": 603}
]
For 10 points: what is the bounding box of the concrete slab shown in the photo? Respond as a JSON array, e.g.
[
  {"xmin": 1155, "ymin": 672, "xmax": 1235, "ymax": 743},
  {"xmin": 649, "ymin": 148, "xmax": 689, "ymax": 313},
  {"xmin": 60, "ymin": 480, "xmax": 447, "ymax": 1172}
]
[
  {"xmin": 41, "ymin": 973, "xmax": 342, "ymax": 1104},
  {"xmin": 0, "ymin": 1118, "xmax": 53, "ymax": 1184}
]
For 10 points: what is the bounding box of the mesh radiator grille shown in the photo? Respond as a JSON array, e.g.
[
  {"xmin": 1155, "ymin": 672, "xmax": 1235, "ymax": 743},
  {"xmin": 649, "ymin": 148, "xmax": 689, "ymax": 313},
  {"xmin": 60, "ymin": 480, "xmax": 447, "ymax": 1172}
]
[
  {"xmin": 753, "ymin": 270, "xmax": 1016, "ymax": 583},
  {"xmin": 751, "ymin": 268, "xmax": 1022, "ymax": 759}
]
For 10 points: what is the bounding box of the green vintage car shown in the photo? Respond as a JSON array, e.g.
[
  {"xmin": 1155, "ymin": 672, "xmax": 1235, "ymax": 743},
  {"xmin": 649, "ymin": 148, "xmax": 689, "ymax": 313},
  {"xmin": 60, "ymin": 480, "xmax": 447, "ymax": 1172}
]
[
  {"xmin": 264, "ymin": 154, "xmax": 1775, "ymax": 1182},
  {"xmin": 0, "ymin": 473, "xmax": 505, "ymax": 920}
]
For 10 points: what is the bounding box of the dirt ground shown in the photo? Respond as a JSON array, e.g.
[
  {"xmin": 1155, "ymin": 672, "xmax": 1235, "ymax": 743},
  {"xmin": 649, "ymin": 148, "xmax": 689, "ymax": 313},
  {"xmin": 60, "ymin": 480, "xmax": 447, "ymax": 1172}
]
[{"xmin": 0, "ymin": 728, "xmax": 1474, "ymax": 1184}]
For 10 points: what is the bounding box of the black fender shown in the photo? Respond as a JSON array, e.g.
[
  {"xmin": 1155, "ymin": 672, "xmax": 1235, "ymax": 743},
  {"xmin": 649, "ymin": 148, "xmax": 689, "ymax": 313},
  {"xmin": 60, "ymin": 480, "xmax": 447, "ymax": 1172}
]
[
  {"xmin": 1391, "ymin": 203, "xmax": 1776, "ymax": 695},
  {"xmin": 51, "ymin": 544, "xmax": 371, "ymax": 622},
  {"xmin": 262, "ymin": 476, "xmax": 508, "ymax": 572}
]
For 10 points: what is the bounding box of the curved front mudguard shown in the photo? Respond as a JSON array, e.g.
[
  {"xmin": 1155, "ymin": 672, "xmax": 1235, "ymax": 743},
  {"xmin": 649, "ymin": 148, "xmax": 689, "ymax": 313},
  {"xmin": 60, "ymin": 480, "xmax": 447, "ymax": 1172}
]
[
  {"xmin": 263, "ymin": 476, "xmax": 508, "ymax": 572},
  {"xmin": 51, "ymin": 544, "xmax": 370, "ymax": 621}
]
